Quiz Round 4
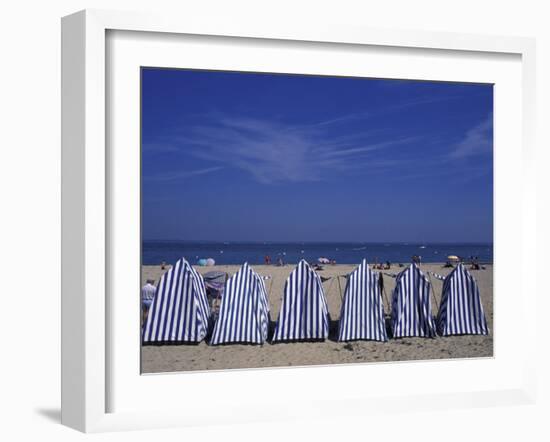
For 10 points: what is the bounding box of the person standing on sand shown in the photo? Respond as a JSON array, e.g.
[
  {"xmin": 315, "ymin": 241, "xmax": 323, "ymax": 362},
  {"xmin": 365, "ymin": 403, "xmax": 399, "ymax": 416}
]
[
  {"xmin": 264, "ymin": 255, "xmax": 271, "ymax": 265},
  {"xmin": 141, "ymin": 279, "xmax": 156, "ymax": 324}
]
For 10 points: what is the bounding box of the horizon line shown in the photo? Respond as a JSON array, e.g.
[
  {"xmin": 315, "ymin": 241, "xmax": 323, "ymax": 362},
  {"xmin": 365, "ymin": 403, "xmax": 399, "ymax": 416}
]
[{"xmin": 142, "ymin": 239, "xmax": 494, "ymax": 245}]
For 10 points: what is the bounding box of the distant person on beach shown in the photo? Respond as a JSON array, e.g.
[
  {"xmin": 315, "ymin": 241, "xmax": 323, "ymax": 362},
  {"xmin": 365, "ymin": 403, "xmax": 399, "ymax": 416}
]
[
  {"xmin": 277, "ymin": 257, "xmax": 284, "ymax": 266},
  {"xmin": 264, "ymin": 255, "xmax": 271, "ymax": 265},
  {"xmin": 141, "ymin": 279, "xmax": 156, "ymax": 324},
  {"xmin": 161, "ymin": 261, "xmax": 166, "ymax": 270},
  {"xmin": 384, "ymin": 261, "xmax": 391, "ymax": 269}
]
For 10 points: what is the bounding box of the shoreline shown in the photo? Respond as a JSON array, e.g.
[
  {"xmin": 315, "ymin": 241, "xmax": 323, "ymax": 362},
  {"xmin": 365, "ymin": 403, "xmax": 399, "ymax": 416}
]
[
  {"xmin": 143, "ymin": 261, "xmax": 492, "ymax": 270},
  {"xmin": 142, "ymin": 243, "xmax": 493, "ymax": 267}
]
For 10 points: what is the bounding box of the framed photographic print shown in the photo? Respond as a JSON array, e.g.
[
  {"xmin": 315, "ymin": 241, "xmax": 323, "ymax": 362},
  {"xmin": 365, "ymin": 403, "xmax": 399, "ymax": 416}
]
[
  {"xmin": 61, "ymin": 9, "xmax": 537, "ymax": 433},
  {"xmin": 140, "ymin": 68, "xmax": 494, "ymax": 373}
]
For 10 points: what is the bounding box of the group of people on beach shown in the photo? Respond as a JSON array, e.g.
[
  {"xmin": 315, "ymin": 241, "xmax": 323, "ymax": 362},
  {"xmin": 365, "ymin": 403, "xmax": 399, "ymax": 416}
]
[
  {"xmin": 264, "ymin": 255, "xmax": 285, "ymax": 266},
  {"xmin": 372, "ymin": 260, "xmax": 392, "ymax": 270},
  {"xmin": 264, "ymin": 255, "xmax": 339, "ymax": 266},
  {"xmin": 468, "ymin": 256, "xmax": 482, "ymax": 270}
]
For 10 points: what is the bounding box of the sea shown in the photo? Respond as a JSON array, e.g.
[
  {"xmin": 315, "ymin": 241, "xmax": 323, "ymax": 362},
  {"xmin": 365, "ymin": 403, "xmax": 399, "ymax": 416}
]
[{"xmin": 142, "ymin": 241, "xmax": 493, "ymax": 266}]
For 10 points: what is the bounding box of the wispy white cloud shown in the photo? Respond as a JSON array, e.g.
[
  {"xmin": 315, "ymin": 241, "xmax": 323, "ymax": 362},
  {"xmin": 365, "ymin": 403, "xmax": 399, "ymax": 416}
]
[
  {"xmin": 143, "ymin": 95, "xmax": 465, "ymax": 185},
  {"xmin": 313, "ymin": 112, "xmax": 372, "ymax": 127},
  {"xmin": 320, "ymin": 137, "xmax": 419, "ymax": 159},
  {"xmin": 174, "ymin": 116, "xmax": 418, "ymax": 184},
  {"xmin": 310, "ymin": 95, "xmax": 461, "ymax": 128},
  {"xmin": 450, "ymin": 114, "xmax": 493, "ymax": 159},
  {"xmin": 144, "ymin": 166, "xmax": 223, "ymax": 181},
  {"xmin": 143, "ymin": 107, "xmax": 492, "ymax": 185}
]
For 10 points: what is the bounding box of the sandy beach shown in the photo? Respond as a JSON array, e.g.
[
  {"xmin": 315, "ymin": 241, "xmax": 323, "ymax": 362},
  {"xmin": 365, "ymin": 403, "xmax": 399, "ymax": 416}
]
[{"xmin": 141, "ymin": 263, "xmax": 493, "ymax": 373}]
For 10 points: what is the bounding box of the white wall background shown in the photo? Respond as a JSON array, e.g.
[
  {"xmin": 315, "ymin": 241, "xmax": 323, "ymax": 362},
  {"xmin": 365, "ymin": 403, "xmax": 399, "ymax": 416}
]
[{"xmin": 0, "ymin": 0, "xmax": 548, "ymax": 440}]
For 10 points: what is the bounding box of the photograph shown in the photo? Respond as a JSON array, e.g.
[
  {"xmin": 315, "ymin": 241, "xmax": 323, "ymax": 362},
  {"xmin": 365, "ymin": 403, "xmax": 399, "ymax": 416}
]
[{"xmin": 140, "ymin": 68, "xmax": 493, "ymax": 374}]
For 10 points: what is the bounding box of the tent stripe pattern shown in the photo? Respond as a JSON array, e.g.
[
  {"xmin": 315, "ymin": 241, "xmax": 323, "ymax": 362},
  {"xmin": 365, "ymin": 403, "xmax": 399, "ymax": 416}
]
[
  {"xmin": 338, "ymin": 260, "xmax": 387, "ymax": 342},
  {"xmin": 391, "ymin": 263, "xmax": 437, "ymax": 338},
  {"xmin": 272, "ymin": 260, "xmax": 329, "ymax": 342},
  {"xmin": 210, "ymin": 263, "xmax": 270, "ymax": 345},
  {"xmin": 436, "ymin": 264, "xmax": 489, "ymax": 336},
  {"xmin": 142, "ymin": 258, "xmax": 211, "ymax": 343}
]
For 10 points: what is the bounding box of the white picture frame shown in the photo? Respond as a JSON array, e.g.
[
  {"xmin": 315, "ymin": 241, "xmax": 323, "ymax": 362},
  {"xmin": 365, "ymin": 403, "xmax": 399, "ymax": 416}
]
[{"xmin": 61, "ymin": 9, "xmax": 537, "ymax": 433}]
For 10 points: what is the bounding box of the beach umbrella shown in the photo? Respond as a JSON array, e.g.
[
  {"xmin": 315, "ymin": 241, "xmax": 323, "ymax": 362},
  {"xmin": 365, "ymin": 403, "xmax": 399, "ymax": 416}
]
[
  {"xmin": 197, "ymin": 258, "xmax": 208, "ymax": 266},
  {"xmin": 447, "ymin": 255, "xmax": 459, "ymax": 262},
  {"xmin": 206, "ymin": 258, "xmax": 216, "ymax": 266}
]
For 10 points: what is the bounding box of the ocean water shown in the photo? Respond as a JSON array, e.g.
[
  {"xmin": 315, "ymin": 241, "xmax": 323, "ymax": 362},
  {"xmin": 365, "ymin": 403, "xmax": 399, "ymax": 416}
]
[{"xmin": 142, "ymin": 241, "xmax": 493, "ymax": 266}]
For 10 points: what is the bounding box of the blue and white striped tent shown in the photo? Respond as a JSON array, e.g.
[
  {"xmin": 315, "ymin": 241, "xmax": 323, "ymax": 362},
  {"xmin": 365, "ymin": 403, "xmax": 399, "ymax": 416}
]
[
  {"xmin": 210, "ymin": 263, "xmax": 270, "ymax": 345},
  {"xmin": 338, "ymin": 259, "xmax": 387, "ymax": 342},
  {"xmin": 142, "ymin": 257, "xmax": 211, "ymax": 344},
  {"xmin": 391, "ymin": 263, "xmax": 437, "ymax": 338},
  {"xmin": 436, "ymin": 263, "xmax": 489, "ymax": 336},
  {"xmin": 272, "ymin": 260, "xmax": 329, "ymax": 342}
]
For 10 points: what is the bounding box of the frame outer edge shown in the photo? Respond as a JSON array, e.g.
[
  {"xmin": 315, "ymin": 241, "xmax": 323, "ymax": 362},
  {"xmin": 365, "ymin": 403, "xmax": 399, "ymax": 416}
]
[
  {"xmin": 90, "ymin": 8, "xmax": 531, "ymax": 55},
  {"xmin": 84, "ymin": 9, "xmax": 108, "ymax": 433},
  {"xmin": 62, "ymin": 9, "xmax": 108, "ymax": 433},
  {"xmin": 61, "ymin": 10, "xmax": 87, "ymax": 432},
  {"xmin": 521, "ymin": 39, "xmax": 537, "ymax": 402},
  {"xmin": 60, "ymin": 7, "xmax": 537, "ymax": 432}
]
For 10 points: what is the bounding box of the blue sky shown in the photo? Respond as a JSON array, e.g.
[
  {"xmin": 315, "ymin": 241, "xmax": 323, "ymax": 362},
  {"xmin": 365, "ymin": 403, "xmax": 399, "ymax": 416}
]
[{"xmin": 142, "ymin": 68, "xmax": 493, "ymax": 243}]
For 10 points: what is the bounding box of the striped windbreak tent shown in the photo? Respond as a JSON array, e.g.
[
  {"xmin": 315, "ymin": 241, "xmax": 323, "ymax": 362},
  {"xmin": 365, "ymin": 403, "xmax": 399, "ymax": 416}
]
[
  {"xmin": 272, "ymin": 260, "xmax": 329, "ymax": 342},
  {"xmin": 391, "ymin": 263, "xmax": 437, "ymax": 338},
  {"xmin": 210, "ymin": 263, "xmax": 270, "ymax": 345},
  {"xmin": 338, "ymin": 260, "xmax": 387, "ymax": 342},
  {"xmin": 436, "ymin": 263, "xmax": 489, "ymax": 336},
  {"xmin": 142, "ymin": 258, "xmax": 211, "ymax": 343}
]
